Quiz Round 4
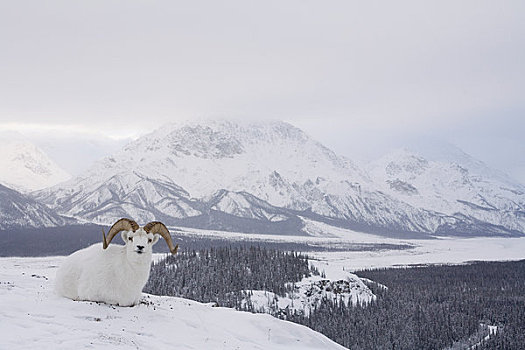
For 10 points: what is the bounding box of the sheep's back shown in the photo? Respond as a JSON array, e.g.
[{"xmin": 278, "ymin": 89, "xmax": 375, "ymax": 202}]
[{"xmin": 55, "ymin": 244, "xmax": 109, "ymax": 300}]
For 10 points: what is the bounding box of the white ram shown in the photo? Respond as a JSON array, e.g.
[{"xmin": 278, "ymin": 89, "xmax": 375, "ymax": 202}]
[{"xmin": 55, "ymin": 218, "xmax": 178, "ymax": 306}]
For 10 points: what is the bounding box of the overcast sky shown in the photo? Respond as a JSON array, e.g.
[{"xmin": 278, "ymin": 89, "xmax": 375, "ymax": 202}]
[{"xmin": 1, "ymin": 1, "xmax": 524, "ymax": 182}]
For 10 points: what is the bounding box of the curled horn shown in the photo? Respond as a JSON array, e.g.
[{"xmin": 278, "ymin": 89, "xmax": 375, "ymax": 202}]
[
  {"xmin": 143, "ymin": 221, "xmax": 178, "ymax": 254},
  {"xmin": 102, "ymin": 218, "xmax": 139, "ymax": 249}
]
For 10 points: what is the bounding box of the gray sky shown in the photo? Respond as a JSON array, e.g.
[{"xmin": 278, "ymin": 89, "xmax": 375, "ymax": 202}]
[{"xmin": 1, "ymin": 1, "xmax": 524, "ymax": 182}]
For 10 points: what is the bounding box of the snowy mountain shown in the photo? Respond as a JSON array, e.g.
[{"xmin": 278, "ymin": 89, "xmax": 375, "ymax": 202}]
[
  {"xmin": 34, "ymin": 120, "xmax": 525, "ymax": 237},
  {"xmin": 0, "ymin": 132, "xmax": 71, "ymax": 192},
  {"xmin": 368, "ymin": 148, "xmax": 525, "ymax": 235},
  {"xmin": 0, "ymin": 183, "xmax": 73, "ymax": 230},
  {"xmin": 402, "ymin": 141, "xmax": 520, "ymax": 186}
]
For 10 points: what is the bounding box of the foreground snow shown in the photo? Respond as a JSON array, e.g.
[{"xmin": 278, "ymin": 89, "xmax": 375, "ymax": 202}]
[{"xmin": 0, "ymin": 257, "xmax": 345, "ymax": 350}]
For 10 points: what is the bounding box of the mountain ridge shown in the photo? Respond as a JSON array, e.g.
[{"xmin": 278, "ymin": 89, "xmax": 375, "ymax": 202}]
[
  {"xmin": 0, "ymin": 183, "xmax": 74, "ymax": 230},
  {"xmin": 368, "ymin": 148, "xmax": 525, "ymax": 234},
  {"xmin": 32, "ymin": 120, "xmax": 525, "ymax": 237}
]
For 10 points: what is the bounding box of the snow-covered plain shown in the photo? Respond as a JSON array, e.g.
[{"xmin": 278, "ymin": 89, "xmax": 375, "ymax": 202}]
[
  {"xmin": 170, "ymin": 217, "xmax": 409, "ymax": 249},
  {"xmin": 310, "ymin": 236, "xmax": 525, "ymax": 276},
  {"xmin": 0, "ymin": 256, "xmax": 345, "ymax": 350}
]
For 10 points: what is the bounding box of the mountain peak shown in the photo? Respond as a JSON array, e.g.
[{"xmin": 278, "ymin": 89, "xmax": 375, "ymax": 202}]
[
  {"xmin": 0, "ymin": 136, "xmax": 71, "ymax": 192},
  {"xmin": 372, "ymin": 148, "xmax": 430, "ymax": 178},
  {"xmin": 121, "ymin": 119, "xmax": 310, "ymax": 160}
]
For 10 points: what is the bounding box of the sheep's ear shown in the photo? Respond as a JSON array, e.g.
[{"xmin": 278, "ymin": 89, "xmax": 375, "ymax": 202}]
[
  {"xmin": 152, "ymin": 234, "xmax": 160, "ymax": 245},
  {"xmin": 121, "ymin": 231, "xmax": 129, "ymax": 243}
]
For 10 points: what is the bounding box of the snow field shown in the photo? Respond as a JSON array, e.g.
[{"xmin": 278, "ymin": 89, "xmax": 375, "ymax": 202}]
[
  {"xmin": 0, "ymin": 256, "xmax": 345, "ymax": 350},
  {"xmin": 309, "ymin": 236, "xmax": 525, "ymax": 274}
]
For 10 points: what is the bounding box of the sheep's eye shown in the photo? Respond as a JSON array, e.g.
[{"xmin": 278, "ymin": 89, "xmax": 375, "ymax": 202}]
[
  {"xmin": 148, "ymin": 238, "xmax": 152, "ymax": 243},
  {"xmin": 128, "ymin": 237, "xmax": 133, "ymax": 242}
]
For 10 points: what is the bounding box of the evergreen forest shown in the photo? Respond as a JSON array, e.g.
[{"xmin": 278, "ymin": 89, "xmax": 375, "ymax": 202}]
[{"xmin": 145, "ymin": 247, "xmax": 525, "ymax": 349}]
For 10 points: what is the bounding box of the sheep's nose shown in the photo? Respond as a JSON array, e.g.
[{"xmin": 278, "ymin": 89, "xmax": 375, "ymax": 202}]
[{"xmin": 137, "ymin": 245, "xmax": 145, "ymax": 250}]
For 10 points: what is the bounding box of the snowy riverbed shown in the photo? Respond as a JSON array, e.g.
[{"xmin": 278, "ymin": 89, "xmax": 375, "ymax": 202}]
[{"xmin": 309, "ymin": 236, "xmax": 525, "ymax": 276}]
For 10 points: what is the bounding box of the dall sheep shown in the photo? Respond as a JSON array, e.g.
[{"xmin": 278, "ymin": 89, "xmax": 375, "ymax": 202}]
[{"xmin": 55, "ymin": 218, "xmax": 178, "ymax": 306}]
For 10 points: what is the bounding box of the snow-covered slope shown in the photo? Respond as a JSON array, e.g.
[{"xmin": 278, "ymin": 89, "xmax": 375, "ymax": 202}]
[
  {"xmin": 40, "ymin": 171, "xmax": 201, "ymax": 224},
  {"xmin": 0, "ymin": 133, "xmax": 71, "ymax": 192},
  {"xmin": 0, "ymin": 256, "xmax": 345, "ymax": 350},
  {"xmin": 0, "ymin": 183, "xmax": 73, "ymax": 230},
  {"xmin": 368, "ymin": 148, "xmax": 525, "ymax": 234},
  {"xmin": 34, "ymin": 120, "xmax": 525, "ymax": 236},
  {"xmin": 403, "ymin": 141, "xmax": 520, "ymax": 187}
]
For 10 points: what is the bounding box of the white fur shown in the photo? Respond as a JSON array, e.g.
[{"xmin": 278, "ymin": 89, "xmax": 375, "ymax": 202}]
[{"xmin": 55, "ymin": 228, "xmax": 159, "ymax": 306}]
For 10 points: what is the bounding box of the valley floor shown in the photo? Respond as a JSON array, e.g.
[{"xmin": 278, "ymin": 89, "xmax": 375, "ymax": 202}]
[
  {"xmin": 174, "ymin": 222, "xmax": 525, "ymax": 278},
  {"xmin": 309, "ymin": 236, "xmax": 525, "ymax": 277}
]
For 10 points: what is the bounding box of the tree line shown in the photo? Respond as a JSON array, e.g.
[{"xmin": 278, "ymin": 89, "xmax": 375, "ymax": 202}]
[{"xmin": 145, "ymin": 246, "xmax": 316, "ymax": 310}]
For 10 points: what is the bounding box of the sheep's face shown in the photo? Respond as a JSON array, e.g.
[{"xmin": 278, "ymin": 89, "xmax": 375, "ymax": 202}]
[{"xmin": 121, "ymin": 228, "xmax": 159, "ymax": 260}]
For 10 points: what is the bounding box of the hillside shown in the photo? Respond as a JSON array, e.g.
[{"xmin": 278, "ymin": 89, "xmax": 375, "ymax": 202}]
[
  {"xmin": 0, "ymin": 256, "xmax": 345, "ymax": 350},
  {"xmin": 368, "ymin": 148, "xmax": 525, "ymax": 234},
  {"xmin": 0, "ymin": 183, "xmax": 73, "ymax": 230}
]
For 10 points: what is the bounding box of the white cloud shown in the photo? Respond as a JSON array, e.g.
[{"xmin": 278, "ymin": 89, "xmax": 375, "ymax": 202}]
[{"xmin": 0, "ymin": 122, "xmax": 143, "ymax": 140}]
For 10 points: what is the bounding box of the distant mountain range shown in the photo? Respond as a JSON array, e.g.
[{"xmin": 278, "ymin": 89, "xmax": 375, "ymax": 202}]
[
  {"xmin": 28, "ymin": 120, "xmax": 524, "ymax": 237},
  {"xmin": 368, "ymin": 148, "xmax": 525, "ymax": 235},
  {"xmin": 0, "ymin": 183, "xmax": 74, "ymax": 230},
  {"xmin": 0, "ymin": 132, "xmax": 71, "ymax": 192}
]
